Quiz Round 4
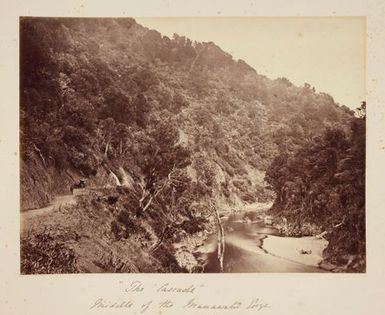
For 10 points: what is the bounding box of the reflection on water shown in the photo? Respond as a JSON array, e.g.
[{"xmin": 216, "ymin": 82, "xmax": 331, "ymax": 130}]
[{"xmin": 197, "ymin": 211, "xmax": 325, "ymax": 273}]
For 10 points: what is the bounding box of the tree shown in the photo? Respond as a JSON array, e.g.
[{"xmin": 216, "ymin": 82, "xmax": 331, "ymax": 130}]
[
  {"xmin": 98, "ymin": 118, "xmax": 116, "ymax": 157},
  {"xmin": 132, "ymin": 121, "xmax": 192, "ymax": 215},
  {"xmin": 356, "ymin": 101, "xmax": 366, "ymax": 119}
]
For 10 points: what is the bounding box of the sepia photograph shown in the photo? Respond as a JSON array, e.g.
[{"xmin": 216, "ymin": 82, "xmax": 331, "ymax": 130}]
[{"xmin": 19, "ymin": 16, "xmax": 366, "ymax": 274}]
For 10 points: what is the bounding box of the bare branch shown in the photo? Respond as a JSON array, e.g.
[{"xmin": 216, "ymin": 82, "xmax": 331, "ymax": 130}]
[
  {"xmin": 33, "ymin": 144, "xmax": 46, "ymax": 166},
  {"xmin": 140, "ymin": 167, "xmax": 177, "ymax": 213}
]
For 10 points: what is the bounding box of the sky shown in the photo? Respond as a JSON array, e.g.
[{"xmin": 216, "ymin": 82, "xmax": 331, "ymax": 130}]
[{"xmin": 136, "ymin": 17, "xmax": 366, "ymax": 109}]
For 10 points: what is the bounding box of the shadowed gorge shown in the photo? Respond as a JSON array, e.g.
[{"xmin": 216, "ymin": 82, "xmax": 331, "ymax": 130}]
[{"xmin": 20, "ymin": 17, "xmax": 365, "ymax": 273}]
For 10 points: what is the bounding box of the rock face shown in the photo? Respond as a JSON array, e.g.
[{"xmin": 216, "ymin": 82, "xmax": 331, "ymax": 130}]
[
  {"xmin": 20, "ymin": 152, "xmax": 74, "ymax": 210},
  {"xmin": 173, "ymin": 226, "xmax": 215, "ymax": 272},
  {"xmin": 273, "ymin": 217, "xmax": 323, "ymax": 237}
]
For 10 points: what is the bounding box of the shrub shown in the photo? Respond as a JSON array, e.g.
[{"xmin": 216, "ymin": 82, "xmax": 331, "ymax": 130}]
[
  {"xmin": 179, "ymin": 216, "xmax": 207, "ymax": 234},
  {"xmin": 20, "ymin": 229, "xmax": 78, "ymax": 274},
  {"xmin": 152, "ymin": 244, "xmax": 187, "ymax": 273}
]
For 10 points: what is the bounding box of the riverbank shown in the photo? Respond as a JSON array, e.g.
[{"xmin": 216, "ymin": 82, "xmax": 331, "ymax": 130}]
[
  {"xmin": 174, "ymin": 203, "xmax": 272, "ymax": 272},
  {"xmin": 173, "ymin": 218, "xmax": 216, "ymax": 272},
  {"xmin": 267, "ymin": 215, "xmax": 364, "ymax": 272},
  {"xmin": 213, "ymin": 204, "xmax": 340, "ymax": 272},
  {"xmin": 190, "ymin": 208, "xmax": 329, "ymax": 273},
  {"xmin": 261, "ymin": 235, "xmax": 328, "ymax": 268}
]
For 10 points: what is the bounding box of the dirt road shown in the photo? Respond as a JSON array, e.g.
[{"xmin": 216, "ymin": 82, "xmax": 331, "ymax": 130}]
[{"xmin": 21, "ymin": 194, "xmax": 76, "ymax": 219}]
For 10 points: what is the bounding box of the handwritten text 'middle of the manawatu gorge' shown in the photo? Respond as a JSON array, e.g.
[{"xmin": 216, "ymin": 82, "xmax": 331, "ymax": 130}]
[
  {"xmin": 90, "ymin": 298, "xmax": 271, "ymax": 312},
  {"xmin": 89, "ymin": 281, "xmax": 271, "ymax": 313}
]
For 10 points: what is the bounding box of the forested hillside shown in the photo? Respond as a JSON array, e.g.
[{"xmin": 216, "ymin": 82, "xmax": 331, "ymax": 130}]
[
  {"xmin": 20, "ymin": 17, "xmax": 364, "ymax": 273},
  {"xmin": 265, "ymin": 103, "xmax": 365, "ymax": 271}
]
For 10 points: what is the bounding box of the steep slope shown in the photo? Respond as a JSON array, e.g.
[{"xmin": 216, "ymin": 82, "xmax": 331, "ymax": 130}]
[
  {"xmin": 265, "ymin": 105, "xmax": 366, "ymax": 271},
  {"xmin": 20, "ymin": 17, "xmax": 353, "ymax": 209},
  {"xmin": 20, "ymin": 17, "xmax": 362, "ymax": 273}
]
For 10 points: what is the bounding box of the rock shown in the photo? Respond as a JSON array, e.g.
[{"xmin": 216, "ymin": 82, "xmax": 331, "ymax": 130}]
[
  {"xmin": 319, "ymin": 260, "xmax": 337, "ymax": 271},
  {"xmin": 299, "ymin": 249, "xmax": 312, "ymax": 255}
]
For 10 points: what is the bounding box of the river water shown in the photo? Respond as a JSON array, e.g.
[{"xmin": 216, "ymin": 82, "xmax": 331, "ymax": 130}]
[{"xmin": 196, "ymin": 211, "xmax": 325, "ymax": 273}]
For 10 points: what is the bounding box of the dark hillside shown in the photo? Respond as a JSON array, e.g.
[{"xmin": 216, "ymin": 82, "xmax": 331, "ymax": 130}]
[
  {"xmin": 20, "ymin": 17, "xmax": 353, "ymax": 209},
  {"xmin": 265, "ymin": 103, "xmax": 365, "ymax": 271},
  {"xmin": 20, "ymin": 17, "xmax": 363, "ymax": 273}
]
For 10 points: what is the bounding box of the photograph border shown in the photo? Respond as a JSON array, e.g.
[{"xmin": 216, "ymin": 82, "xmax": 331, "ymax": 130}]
[{"xmin": 1, "ymin": 0, "xmax": 384, "ymax": 314}]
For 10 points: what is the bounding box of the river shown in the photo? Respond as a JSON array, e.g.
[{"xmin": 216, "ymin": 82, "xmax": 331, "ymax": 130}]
[{"xmin": 196, "ymin": 211, "xmax": 326, "ymax": 273}]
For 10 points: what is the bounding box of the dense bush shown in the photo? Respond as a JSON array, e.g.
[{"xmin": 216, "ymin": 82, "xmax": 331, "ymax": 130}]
[
  {"xmin": 265, "ymin": 104, "xmax": 365, "ymax": 270},
  {"xmin": 21, "ymin": 229, "xmax": 78, "ymax": 274},
  {"xmin": 21, "ymin": 18, "xmax": 352, "ymax": 195},
  {"xmin": 178, "ymin": 217, "xmax": 208, "ymax": 234}
]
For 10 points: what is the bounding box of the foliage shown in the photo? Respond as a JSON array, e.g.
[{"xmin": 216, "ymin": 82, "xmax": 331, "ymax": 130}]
[
  {"xmin": 20, "ymin": 18, "xmax": 363, "ymax": 271},
  {"xmin": 178, "ymin": 217, "xmax": 208, "ymax": 234},
  {"xmin": 20, "ymin": 229, "xmax": 78, "ymax": 274},
  {"xmin": 21, "ymin": 18, "xmax": 351, "ymax": 189},
  {"xmin": 265, "ymin": 104, "xmax": 365, "ymax": 270}
]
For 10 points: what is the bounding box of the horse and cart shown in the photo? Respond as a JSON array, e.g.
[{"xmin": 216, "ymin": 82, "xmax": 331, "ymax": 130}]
[{"xmin": 70, "ymin": 179, "xmax": 87, "ymax": 194}]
